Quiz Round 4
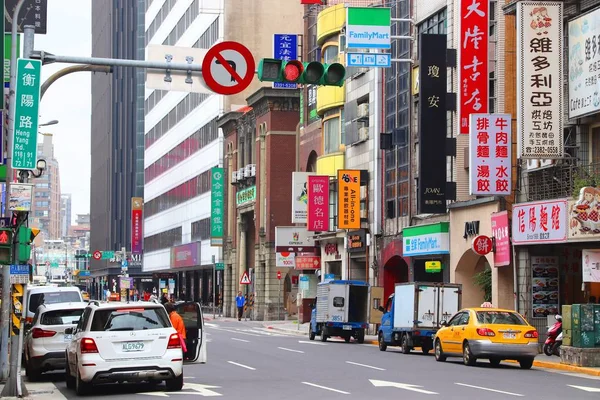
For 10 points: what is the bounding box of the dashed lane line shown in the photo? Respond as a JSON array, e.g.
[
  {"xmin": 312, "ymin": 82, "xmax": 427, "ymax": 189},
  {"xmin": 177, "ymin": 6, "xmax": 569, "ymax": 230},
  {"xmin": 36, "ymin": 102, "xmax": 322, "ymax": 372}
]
[
  {"xmin": 345, "ymin": 361, "xmax": 385, "ymax": 371},
  {"xmin": 231, "ymin": 338, "xmax": 250, "ymax": 343},
  {"xmin": 227, "ymin": 361, "xmax": 256, "ymax": 370},
  {"xmin": 302, "ymin": 382, "xmax": 350, "ymax": 395},
  {"xmin": 455, "ymin": 383, "xmax": 524, "ymax": 397},
  {"xmin": 278, "ymin": 347, "xmax": 304, "ymax": 353}
]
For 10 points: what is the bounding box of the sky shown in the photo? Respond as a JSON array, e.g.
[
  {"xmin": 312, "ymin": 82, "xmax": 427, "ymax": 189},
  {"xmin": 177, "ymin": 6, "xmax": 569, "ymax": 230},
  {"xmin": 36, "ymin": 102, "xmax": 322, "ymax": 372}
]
[{"xmin": 34, "ymin": 0, "xmax": 92, "ymax": 220}]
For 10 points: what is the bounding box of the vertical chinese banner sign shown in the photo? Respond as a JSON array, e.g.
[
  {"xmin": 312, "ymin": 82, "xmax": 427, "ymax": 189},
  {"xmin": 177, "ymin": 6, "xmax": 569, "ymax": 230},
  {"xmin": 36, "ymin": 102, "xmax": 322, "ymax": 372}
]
[
  {"xmin": 210, "ymin": 167, "xmax": 224, "ymax": 247},
  {"xmin": 273, "ymin": 34, "xmax": 298, "ymax": 89},
  {"xmin": 131, "ymin": 197, "xmax": 143, "ymax": 254},
  {"xmin": 517, "ymin": 2, "xmax": 563, "ymax": 159},
  {"xmin": 469, "ymin": 113, "xmax": 512, "ymax": 195},
  {"xmin": 418, "ymin": 34, "xmax": 447, "ymax": 213},
  {"xmin": 307, "ymin": 175, "xmax": 329, "ymax": 232},
  {"xmin": 459, "ymin": 0, "xmax": 489, "ymax": 134},
  {"xmin": 337, "ymin": 170, "xmax": 360, "ymax": 230},
  {"xmin": 491, "ymin": 211, "xmax": 510, "ymax": 267}
]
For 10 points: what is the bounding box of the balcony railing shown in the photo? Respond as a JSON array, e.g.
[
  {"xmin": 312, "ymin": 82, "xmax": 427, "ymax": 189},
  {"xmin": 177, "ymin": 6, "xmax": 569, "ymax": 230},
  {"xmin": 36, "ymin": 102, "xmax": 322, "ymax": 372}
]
[{"xmin": 525, "ymin": 161, "xmax": 600, "ymax": 202}]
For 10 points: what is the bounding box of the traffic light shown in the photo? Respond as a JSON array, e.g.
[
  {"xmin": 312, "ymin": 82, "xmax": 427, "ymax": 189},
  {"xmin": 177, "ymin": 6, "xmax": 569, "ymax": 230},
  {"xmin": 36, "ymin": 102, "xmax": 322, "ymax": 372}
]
[
  {"xmin": 17, "ymin": 227, "xmax": 40, "ymax": 264},
  {"xmin": 257, "ymin": 58, "xmax": 346, "ymax": 87},
  {"xmin": 0, "ymin": 228, "xmax": 12, "ymax": 264}
]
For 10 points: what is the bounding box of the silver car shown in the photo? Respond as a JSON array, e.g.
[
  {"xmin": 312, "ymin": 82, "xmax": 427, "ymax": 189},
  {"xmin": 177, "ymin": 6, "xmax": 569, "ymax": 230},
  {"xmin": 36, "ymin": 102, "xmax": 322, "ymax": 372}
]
[{"xmin": 24, "ymin": 302, "xmax": 86, "ymax": 380}]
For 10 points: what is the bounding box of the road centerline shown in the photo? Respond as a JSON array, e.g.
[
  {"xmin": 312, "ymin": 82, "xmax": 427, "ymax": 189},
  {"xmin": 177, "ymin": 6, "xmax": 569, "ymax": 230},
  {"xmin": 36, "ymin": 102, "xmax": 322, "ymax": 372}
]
[
  {"xmin": 231, "ymin": 338, "xmax": 250, "ymax": 343},
  {"xmin": 455, "ymin": 382, "xmax": 524, "ymax": 397},
  {"xmin": 302, "ymin": 382, "xmax": 350, "ymax": 395},
  {"xmin": 278, "ymin": 347, "xmax": 304, "ymax": 353},
  {"xmin": 345, "ymin": 361, "xmax": 385, "ymax": 371},
  {"xmin": 227, "ymin": 361, "xmax": 256, "ymax": 370}
]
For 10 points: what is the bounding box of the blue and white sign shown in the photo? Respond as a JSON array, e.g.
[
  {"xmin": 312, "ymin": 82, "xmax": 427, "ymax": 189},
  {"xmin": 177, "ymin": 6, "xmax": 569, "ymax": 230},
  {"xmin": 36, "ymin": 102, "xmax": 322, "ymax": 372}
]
[
  {"xmin": 79, "ymin": 270, "xmax": 91, "ymax": 277},
  {"xmin": 346, "ymin": 53, "xmax": 391, "ymax": 68},
  {"xmin": 273, "ymin": 34, "xmax": 298, "ymax": 89},
  {"xmin": 10, "ymin": 264, "xmax": 29, "ymax": 275},
  {"xmin": 121, "ymin": 259, "xmax": 128, "ymax": 271}
]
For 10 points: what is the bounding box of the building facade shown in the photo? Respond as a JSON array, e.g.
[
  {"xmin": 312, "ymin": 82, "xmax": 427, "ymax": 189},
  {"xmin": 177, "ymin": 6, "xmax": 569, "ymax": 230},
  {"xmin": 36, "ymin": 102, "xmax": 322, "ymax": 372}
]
[
  {"xmin": 90, "ymin": 0, "xmax": 147, "ymax": 299},
  {"xmin": 60, "ymin": 193, "xmax": 72, "ymax": 238}
]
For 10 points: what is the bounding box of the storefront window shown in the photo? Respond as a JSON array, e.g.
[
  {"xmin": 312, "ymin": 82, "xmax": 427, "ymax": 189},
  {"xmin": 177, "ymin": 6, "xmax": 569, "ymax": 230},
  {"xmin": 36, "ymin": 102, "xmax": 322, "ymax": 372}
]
[{"xmin": 323, "ymin": 116, "xmax": 341, "ymax": 154}]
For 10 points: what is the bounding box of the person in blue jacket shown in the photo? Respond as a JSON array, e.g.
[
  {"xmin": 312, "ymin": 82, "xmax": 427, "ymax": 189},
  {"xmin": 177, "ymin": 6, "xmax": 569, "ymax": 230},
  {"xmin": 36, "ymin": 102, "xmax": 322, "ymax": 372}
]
[{"xmin": 236, "ymin": 291, "xmax": 245, "ymax": 321}]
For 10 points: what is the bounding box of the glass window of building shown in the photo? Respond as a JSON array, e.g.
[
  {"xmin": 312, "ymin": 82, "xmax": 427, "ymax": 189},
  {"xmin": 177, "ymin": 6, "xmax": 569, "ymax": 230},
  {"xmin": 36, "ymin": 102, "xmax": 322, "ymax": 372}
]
[
  {"xmin": 322, "ymin": 44, "xmax": 339, "ymax": 64},
  {"xmin": 323, "ymin": 115, "xmax": 341, "ymax": 154}
]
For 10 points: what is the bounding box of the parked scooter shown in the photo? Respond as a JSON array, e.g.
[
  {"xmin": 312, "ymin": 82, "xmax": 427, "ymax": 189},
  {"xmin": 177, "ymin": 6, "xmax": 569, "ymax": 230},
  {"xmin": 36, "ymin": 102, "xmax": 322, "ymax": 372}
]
[
  {"xmin": 551, "ymin": 331, "xmax": 563, "ymax": 356},
  {"xmin": 544, "ymin": 314, "xmax": 562, "ymax": 356}
]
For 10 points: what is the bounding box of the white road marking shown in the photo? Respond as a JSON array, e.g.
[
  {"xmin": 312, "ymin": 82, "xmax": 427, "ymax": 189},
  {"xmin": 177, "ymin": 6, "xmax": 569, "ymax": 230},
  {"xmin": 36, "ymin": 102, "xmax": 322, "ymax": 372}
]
[
  {"xmin": 346, "ymin": 361, "xmax": 385, "ymax": 371},
  {"xmin": 568, "ymin": 385, "xmax": 600, "ymax": 393},
  {"xmin": 298, "ymin": 340, "xmax": 327, "ymax": 345},
  {"xmin": 231, "ymin": 338, "xmax": 250, "ymax": 343},
  {"xmin": 370, "ymin": 379, "xmax": 438, "ymax": 395},
  {"xmin": 455, "ymin": 383, "xmax": 524, "ymax": 397},
  {"xmin": 302, "ymin": 382, "xmax": 350, "ymax": 395},
  {"xmin": 205, "ymin": 323, "xmax": 218, "ymax": 328},
  {"xmin": 227, "ymin": 361, "xmax": 256, "ymax": 370},
  {"xmin": 209, "ymin": 327, "xmax": 262, "ymax": 337},
  {"xmin": 278, "ymin": 347, "xmax": 304, "ymax": 353}
]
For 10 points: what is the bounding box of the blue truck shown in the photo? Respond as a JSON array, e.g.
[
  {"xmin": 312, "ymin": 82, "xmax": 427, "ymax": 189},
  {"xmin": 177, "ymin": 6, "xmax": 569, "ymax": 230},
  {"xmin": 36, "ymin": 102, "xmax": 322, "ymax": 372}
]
[
  {"xmin": 377, "ymin": 282, "xmax": 462, "ymax": 354},
  {"xmin": 309, "ymin": 280, "xmax": 369, "ymax": 343}
]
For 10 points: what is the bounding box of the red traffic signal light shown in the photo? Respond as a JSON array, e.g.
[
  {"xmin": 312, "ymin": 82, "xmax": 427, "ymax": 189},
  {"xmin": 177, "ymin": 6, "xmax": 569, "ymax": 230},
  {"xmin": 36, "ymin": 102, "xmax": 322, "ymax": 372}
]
[
  {"xmin": 282, "ymin": 60, "xmax": 304, "ymax": 82},
  {"xmin": 0, "ymin": 229, "xmax": 12, "ymax": 245}
]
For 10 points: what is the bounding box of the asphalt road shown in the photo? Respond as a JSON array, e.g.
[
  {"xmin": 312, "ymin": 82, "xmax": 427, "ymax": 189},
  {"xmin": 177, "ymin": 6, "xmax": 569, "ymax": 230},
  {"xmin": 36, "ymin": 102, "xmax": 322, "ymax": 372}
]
[{"xmin": 22, "ymin": 319, "xmax": 600, "ymax": 399}]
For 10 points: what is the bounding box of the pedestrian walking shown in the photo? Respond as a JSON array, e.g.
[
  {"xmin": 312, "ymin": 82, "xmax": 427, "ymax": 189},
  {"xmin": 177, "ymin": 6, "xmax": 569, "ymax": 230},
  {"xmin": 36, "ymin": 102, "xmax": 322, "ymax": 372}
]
[
  {"xmin": 161, "ymin": 293, "xmax": 169, "ymax": 304},
  {"xmin": 236, "ymin": 291, "xmax": 245, "ymax": 321},
  {"xmin": 165, "ymin": 302, "xmax": 187, "ymax": 353}
]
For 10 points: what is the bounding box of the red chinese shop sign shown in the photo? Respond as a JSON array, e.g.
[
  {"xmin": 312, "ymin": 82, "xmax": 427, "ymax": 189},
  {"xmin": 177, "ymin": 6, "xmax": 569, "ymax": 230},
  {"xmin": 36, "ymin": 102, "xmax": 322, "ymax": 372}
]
[
  {"xmin": 459, "ymin": 0, "xmax": 489, "ymax": 134},
  {"xmin": 131, "ymin": 197, "xmax": 143, "ymax": 254},
  {"xmin": 512, "ymin": 199, "xmax": 567, "ymax": 245},
  {"xmin": 307, "ymin": 175, "xmax": 330, "ymax": 232},
  {"xmin": 295, "ymin": 256, "xmax": 321, "ymax": 270}
]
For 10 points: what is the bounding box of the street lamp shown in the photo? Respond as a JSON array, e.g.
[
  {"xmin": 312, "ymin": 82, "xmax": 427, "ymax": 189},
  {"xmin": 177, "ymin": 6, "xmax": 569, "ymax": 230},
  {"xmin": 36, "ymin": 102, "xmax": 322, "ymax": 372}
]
[{"xmin": 39, "ymin": 120, "xmax": 59, "ymax": 127}]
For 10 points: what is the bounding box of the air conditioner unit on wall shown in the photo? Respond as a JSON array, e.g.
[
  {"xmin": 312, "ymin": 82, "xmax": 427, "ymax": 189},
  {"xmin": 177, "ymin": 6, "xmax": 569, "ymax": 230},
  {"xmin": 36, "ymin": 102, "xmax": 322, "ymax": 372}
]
[
  {"xmin": 249, "ymin": 164, "xmax": 256, "ymax": 177},
  {"xmin": 231, "ymin": 171, "xmax": 238, "ymax": 184},
  {"xmin": 357, "ymin": 103, "xmax": 369, "ymax": 119},
  {"xmin": 238, "ymin": 168, "xmax": 246, "ymax": 180},
  {"xmin": 358, "ymin": 127, "xmax": 369, "ymax": 141},
  {"xmin": 244, "ymin": 165, "xmax": 252, "ymax": 178}
]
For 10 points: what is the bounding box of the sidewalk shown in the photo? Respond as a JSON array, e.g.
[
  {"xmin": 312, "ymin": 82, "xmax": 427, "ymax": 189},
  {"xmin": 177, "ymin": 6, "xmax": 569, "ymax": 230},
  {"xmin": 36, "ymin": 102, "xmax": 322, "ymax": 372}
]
[
  {"xmin": 0, "ymin": 379, "xmax": 66, "ymax": 400},
  {"xmin": 262, "ymin": 321, "xmax": 600, "ymax": 377}
]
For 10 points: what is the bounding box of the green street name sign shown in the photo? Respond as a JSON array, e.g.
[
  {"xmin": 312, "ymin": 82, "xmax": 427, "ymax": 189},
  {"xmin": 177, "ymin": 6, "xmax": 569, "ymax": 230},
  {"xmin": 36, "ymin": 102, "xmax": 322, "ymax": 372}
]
[
  {"xmin": 101, "ymin": 251, "xmax": 115, "ymax": 260},
  {"xmin": 210, "ymin": 167, "xmax": 224, "ymax": 246},
  {"xmin": 215, "ymin": 262, "xmax": 224, "ymax": 271},
  {"xmin": 236, "ymin": 186, "xmax": 256, "ymax": 207},
  {"xmin": 12, "ymin": 58, "xmax": 41, "ymax": 170}
]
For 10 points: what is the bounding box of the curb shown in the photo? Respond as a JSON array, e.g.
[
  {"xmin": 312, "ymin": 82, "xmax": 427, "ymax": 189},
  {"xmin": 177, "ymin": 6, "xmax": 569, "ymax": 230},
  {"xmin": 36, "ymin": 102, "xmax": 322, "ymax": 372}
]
[{"xmin": 264, "ymin": 325, "xmax": 307, "ymax": 336}]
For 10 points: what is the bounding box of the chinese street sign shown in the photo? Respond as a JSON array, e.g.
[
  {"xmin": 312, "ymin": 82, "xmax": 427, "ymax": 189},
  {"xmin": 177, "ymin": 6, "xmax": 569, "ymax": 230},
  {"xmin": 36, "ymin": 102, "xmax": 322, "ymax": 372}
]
[
  {"xmin": 337, "ymin": 170, "xmax": 360, "ymax": 229},
  {"xmin": 517, "ymin": 2, "xmax": 563, "ymax": 159},
  {"xmin": 469, "ymin": 113, "xmax": 512, "ymax": 196},
  {"xmin": 471, "ymin": 235, "xmax": 493, "ymax": 256},
  {"xmin": 236, "ymin": 185, "xmax": 256, "ymax": 207},
  {"xmin": 12, "ymin": 58, "xmax": 41, "ymax": 170},
  {"xmin": 210, "ymin": 167, "xmax": 224, "ymax": 246},
  {"xmin": 131, "ymin": 197, "xmax": 143, "ymax": 254},
  {"xmin": 215, "ymin": 262, "xmax": 224, "ymax": 271},
  {"xmin": 512, "ymin": 199, "xmax": 567, "ymax": 245},
  {"xmin": 101, "ymin": 250, "xmax": 114, "ymax": 260},
  {"xmin": 294, "ymin": 256, "xmax": 321, "ymax": 270},
  {"xmin": 307, "ymin": 175, "xmax": 329, "ymax": 232},
  {"xmin": 491, "ymin": 211, "xmax": 510, "ymax": 267},
  {"xmin": 346, "ymin": 7, "xmax": 391, "ymax": 49},
  {"xmin": 5, "ymin": 0, "xmax": 48, "ymax": 34},
  {"xmin": 273, "ymin": 34, "xmax": 298, "ymax": 89},
  {"xmin": 459, "ymin": 0, "xmax": 489, "ymax": 134}
]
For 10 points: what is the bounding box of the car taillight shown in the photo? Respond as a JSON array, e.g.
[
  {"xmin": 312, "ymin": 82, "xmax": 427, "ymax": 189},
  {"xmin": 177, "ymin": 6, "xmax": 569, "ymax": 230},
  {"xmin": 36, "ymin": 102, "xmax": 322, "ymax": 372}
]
[
  {"xmin": 80, "ymin": 338, "xmax": 99, "ymax": 354},
  {"xmin": 524, "ymin": 330, "xmax": 538, "ymax": 338},
  {"xmin": 31, "ymin": 328, "xmax": 56, "ymax": 339},
  {"xmin": 167, "ymin": 333, "xmax": 181, "ymax": 349},
  {"xmin": 476, "ymin": 328, "xmax": 496, "ymax": 337}
]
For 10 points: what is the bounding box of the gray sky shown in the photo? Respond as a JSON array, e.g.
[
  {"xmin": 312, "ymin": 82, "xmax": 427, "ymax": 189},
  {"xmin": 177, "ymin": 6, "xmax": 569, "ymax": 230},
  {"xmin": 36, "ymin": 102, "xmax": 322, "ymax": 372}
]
[{"xmin": 35, "ymin": 0, "xmax": 91, "ymax": 220}]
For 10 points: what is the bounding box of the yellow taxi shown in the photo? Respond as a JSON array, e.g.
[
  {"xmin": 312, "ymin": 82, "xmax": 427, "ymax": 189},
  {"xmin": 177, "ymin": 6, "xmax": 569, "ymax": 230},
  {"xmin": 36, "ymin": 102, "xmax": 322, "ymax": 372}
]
[
  {"xmin": 433, "ymin": 304, "xmax": 539, "ymax": 369},
  {"xmin": 81, "ymin": 291, "xmax": 90, "ymax": 301}
]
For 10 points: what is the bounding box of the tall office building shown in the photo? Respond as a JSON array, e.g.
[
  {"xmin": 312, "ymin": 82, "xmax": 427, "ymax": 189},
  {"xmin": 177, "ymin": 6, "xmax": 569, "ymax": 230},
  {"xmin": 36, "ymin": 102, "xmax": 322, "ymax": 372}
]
[
  {"xmin": 60, "ymin": 193, "xmax": 72, "ymax": 238},
  {"xmin": 143, "ymin": 0, "xmax": 302, "ymax": 302},
  {"xmin": 30, "ymin": 134, "xmax": 62, "ymax": 242},
  {"xmin": 90, "ymin": 0, "xmax": 146, "ymax": 297}
]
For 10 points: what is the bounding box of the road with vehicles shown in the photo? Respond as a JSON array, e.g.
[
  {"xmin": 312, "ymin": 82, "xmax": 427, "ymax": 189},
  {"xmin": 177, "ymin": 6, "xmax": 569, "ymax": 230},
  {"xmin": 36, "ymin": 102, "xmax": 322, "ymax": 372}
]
[{"xmin": 18, "ymin": 319, "xmax": 600, "ymax": 399}]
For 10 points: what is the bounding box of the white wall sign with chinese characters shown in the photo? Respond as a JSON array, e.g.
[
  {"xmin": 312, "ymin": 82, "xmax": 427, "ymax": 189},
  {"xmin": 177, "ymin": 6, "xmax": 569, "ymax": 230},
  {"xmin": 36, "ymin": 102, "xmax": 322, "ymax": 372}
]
[
  {"xmin": 469, "ymin": 114, "xmax": 512, "ymax": 195},
  {"xmin": 516, "ymin": 2, "xmax": 564, "ymax": 159},
  {"xmin": 459, "ymin": 0, "xmax": 489, "ymax": 134},
  {"xmin": 582, "ymin": 250, "xmax": 600, "ymax": 283},
  {"xmin": 512, "ymin": 199, "xmax": 568, "ymax": 245},
  {"xmin": 567, "ymin": 8, "xmax": 600, "ymax": 119}
]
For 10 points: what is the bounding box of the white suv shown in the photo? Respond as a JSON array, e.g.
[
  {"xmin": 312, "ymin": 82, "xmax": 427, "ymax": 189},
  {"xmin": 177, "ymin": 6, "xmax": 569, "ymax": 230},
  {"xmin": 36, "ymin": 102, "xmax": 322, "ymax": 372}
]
[
  {"xmin": 24, "ymin": 302, "xmax": 87, "ymax": 380},
  {"xmin": 65, "ymin": 301, "xmax": 186, "ymax": 395}
]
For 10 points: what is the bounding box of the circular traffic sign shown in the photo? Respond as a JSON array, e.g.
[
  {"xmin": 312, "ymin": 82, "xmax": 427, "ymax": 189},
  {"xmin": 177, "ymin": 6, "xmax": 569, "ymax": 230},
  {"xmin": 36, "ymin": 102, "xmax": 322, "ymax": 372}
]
[
  {"xmin": 92, "ymin": 250, "xmax": 102, "ymax": 260},
  {"xmin": 471, "ymin": 235, "xmax": 493, "ymax": 256},
  {"xmin": 277, "ymin": 271, "xmax": 282, "ymax": 280},
  {"xmin": 202, "ymin": 41, "xmax": 256, "ymax": 95}
]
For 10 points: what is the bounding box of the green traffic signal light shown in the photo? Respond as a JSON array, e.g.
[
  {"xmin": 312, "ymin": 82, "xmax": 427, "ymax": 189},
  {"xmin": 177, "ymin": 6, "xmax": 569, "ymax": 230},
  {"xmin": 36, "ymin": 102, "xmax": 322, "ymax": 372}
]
[
  {"xmin": 301, "ymin": 62, "xmax": 324, "ymax": 84},
  {"xmin": 321, "ymin": 63, "xmax": 345, "ymax": 87}
]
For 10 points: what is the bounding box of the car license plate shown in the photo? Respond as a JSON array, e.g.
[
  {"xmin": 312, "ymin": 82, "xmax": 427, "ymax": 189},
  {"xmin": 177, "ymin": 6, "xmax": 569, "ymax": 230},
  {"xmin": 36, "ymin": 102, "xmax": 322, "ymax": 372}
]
[
  {"xmin": 122, "ymin": 341, "xmax": 144, "ymax": 352},
  {"xmin": 503, "ymin": 333, "xmax": 516, "ymax": 339},
  {"xmin": 343, "ymin": 325, "xmax": 352, "ymax": 330},
  {"xmin": 64, "ymin": 334, "xmax": 72, "ymax": 342}
]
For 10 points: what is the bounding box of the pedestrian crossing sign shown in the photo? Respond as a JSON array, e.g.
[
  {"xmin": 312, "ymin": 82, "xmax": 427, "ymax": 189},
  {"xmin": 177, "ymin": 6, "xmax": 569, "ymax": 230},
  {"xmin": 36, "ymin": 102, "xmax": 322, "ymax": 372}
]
[{"xmin": 240, "ymin": 271, "xmax": 251, "ymax": 285}]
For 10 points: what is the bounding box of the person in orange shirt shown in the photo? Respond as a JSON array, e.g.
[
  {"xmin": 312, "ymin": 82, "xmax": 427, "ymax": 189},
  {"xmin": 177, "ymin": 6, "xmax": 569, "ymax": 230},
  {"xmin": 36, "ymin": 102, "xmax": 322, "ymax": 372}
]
[{"xmin": 165, "ymin": 302, "xmax": 187, "ymax": 343}]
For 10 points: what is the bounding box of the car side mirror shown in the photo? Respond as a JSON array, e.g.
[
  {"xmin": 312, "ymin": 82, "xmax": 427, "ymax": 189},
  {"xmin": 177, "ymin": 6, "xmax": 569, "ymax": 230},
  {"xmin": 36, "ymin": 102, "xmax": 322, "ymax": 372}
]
[
  {"xmin": 378, "ymin": 306, "xmax": 385, "ymax": 313},
  {"xmin": 440, "ymin": 321, "xmax": 447, "ymax": 327},
  {"xmin": 65, "ymin": 327, "xmax": 73, "ymax": 335}
]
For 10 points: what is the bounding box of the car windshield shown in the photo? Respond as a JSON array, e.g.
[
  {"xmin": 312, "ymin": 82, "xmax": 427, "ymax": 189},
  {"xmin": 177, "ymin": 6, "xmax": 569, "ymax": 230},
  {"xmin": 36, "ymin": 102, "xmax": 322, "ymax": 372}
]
[
  {"xmin": 41, "ymin": 308, "xmax": 84, "ymax": 326},
  {"xmin": 29, "ymin": 292, "xmax": 82, "ymax": 313},
  {"xmin": 90, "ymin": 307, "xmax": 170, "ymax": 331},
  {"xmin": 476, "ymin": 311, "xmax": 527, "ymax": 325}
]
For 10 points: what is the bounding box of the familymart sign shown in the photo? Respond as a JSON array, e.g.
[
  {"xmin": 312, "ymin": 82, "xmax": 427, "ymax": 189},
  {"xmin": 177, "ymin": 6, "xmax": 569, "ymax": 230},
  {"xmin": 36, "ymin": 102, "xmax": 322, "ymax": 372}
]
[{"xmin": 346, "ymin": 7, "xmax": 391, "ymax": 49}]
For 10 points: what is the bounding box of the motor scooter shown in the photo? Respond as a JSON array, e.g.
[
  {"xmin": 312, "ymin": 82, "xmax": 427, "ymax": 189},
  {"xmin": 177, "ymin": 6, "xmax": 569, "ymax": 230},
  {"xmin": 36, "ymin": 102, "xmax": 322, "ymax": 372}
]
[
  {"xmin": 551, "ymin": 331, "xmax": 563, "ymax": 356},
  {"xmin": 544, "ymin": 314, "xmax": 562, "ymax": 356}
]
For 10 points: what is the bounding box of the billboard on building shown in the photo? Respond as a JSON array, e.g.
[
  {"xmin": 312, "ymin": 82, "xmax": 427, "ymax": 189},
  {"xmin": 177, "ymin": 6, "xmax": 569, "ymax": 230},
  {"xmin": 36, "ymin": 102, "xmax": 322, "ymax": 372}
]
[
  {"xmin": 291, "ymin": 172, "xmax": 313, "ymax": 223},
  {"xmin": 170, "ymin": 242, "xmax": 200, "ymax": 268},
  {"xmin": 459, "ymin": 0, "xmax": 489, "ymax": 134},
  {"xmin": 417, "ymin": 34, "xmax": 447, "ymax": 214},
  {"xmin": 337, "ymin": 170, "xmax": 360, "ymax": 229},
  {"xmin": 210, "ymin": 167, "xmax": 224, "ymax": 246},
  {"xmin": 275, "ymin": 226, "xmax": 316, "ymax": 252},
  {"xmin": 517, "ymin": 2, "xmax": 563, "ymax": 159},
  {"xmin": 491, "ymin": 211, "xmax": 510, "ymax": 267},
  {"xmin": 131, "ymin": 197, "xmax": 143, "ymax": 254},
  {"xmin": 469, "ymin": 114, "xmax": 511, "ymax": 196},
  {"xmin": 567, "ymin": 8, "xmax": 600, "ymax": 119},
  {"xmin": 567, "ymin": 187, "xmax": 600, "ymax": 241},
  {"xmin": 307, "ymin": 175, "xmax": 329, "ymax": 232},
  {"xmin": 512, "ymin": 199, "xmax": 568, "ymax": 245}
]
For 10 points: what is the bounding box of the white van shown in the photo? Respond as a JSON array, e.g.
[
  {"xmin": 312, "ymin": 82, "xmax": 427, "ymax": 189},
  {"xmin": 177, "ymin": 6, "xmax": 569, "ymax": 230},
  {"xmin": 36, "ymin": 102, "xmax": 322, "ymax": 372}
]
[{"xmin": 26, "ymin": 286, "xmax": 85, "ymax": 324}]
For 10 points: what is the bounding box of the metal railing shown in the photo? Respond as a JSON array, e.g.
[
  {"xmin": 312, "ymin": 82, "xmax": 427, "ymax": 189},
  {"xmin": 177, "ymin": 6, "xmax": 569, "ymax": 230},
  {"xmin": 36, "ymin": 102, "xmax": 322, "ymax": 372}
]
[{"xmin": 524, "ymin": 161, "xmax": 600, "ymax": 202}]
